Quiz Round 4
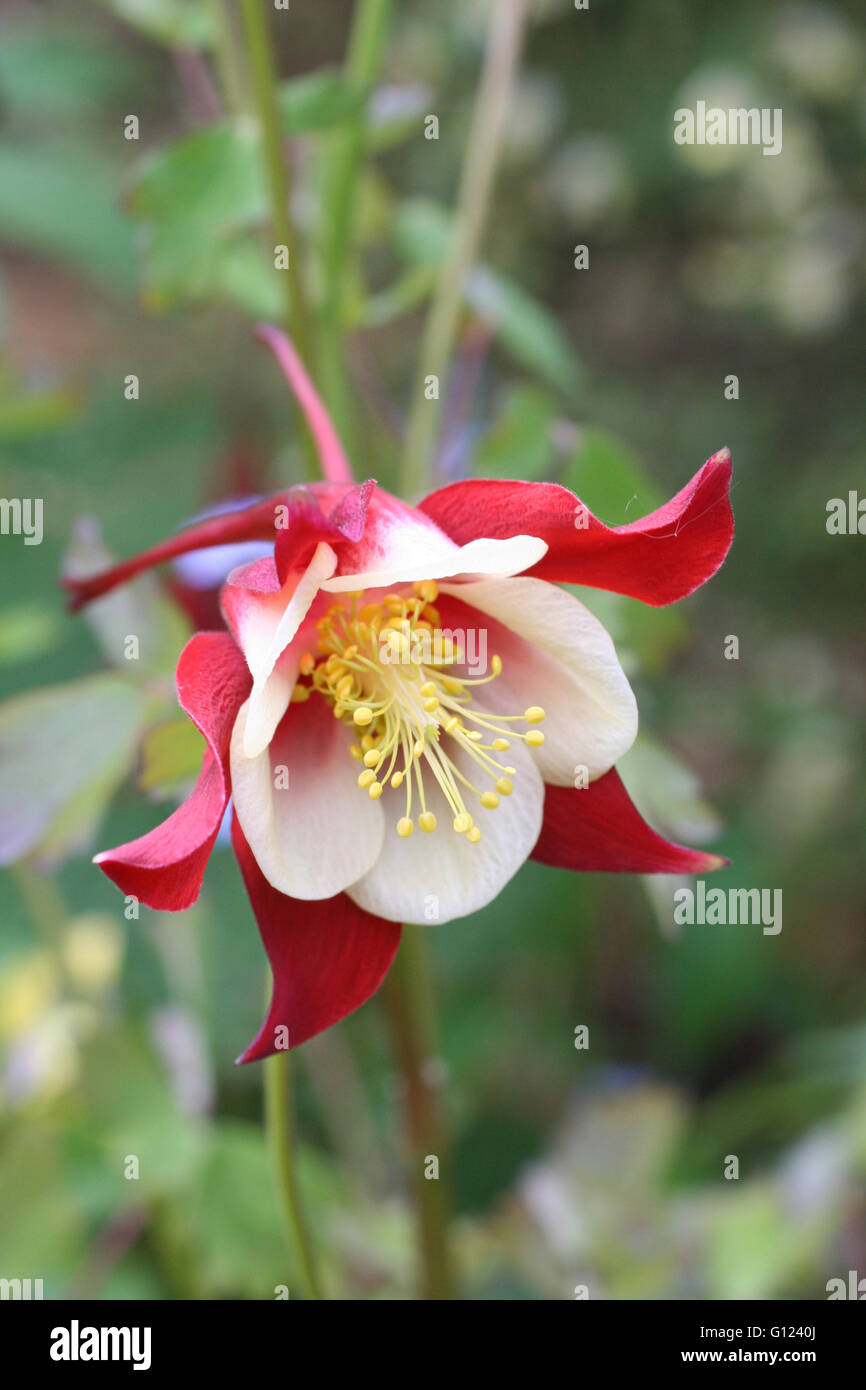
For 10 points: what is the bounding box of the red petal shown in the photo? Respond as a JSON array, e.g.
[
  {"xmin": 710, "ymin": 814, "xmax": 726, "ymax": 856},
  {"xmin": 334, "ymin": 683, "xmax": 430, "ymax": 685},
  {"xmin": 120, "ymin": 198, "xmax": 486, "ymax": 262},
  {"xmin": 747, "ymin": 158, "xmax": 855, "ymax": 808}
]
[
  {"xmin": 232, "ymin": 816, "xmax": 402, "ymax": 1062},
  {"xmin": 418, "ymin": 449, "xmax": 733, "ymax": 605},
  {"xmin": 64, "ymin": 495, "xmax": 286, "ymax": 611},
  {"xmin": 532, "ymin": 769, "xmax": 728, "ymax": 874},
  {"xmin": 94, "ymin": 631, "xmax": 251, "ymax": 909},
  {"xmin": 272, "ymin": 479, "xmax": 376, "ymax": 583}
]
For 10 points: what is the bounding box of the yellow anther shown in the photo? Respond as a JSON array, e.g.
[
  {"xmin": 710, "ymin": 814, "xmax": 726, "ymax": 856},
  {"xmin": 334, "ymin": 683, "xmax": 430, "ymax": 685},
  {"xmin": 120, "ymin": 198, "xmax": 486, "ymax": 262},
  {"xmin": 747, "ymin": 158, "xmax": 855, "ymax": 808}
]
[
  {"xmin": 383, "ymin": 593, "xmax": 402, "ymax": 607},
  {"xmin": 416, "ymin": 579, "xmax": 439, "ymax": 603},
  {"xmin": 363, "ymin": 749, "xmax": 380, "ymax": 768},
  {"xmin": 480, "ymin": 791, "xmax": 500, "ymax": 809},
  {"xmin": 495, "ymin": 777, "xmax": 513, "ymax": 796},
  {"xmin": 491, "ymin": 654, "xmax": 502, "ymax": 675},
  {"xmin": 350, "ymin": 744, "xmax": 363, "ymax": 761},
  {"xmin": 467, "ymin": 730, "xmax": 483, "ymax": 742},
  {"xmin": 524, "ymin": 706, "xmax": 545, "ymax": 724},
  {"xmin": 444, "ymin": 715, "xmax": 461, "ymax": 733},
  {"xmin": 422, "ymin": 604, "xmax": 441, "ymax": 626},
  {"xmin": 440, "ymin": 676, "xmax": 463, "ymax": 695},
  {"xmin": 343, "ymin": 644, "xmax": 358, "ymax": 661},
  {"xmin": 361, "ymin": 733, "xmax": 376, "ymax": 752},
  {"xmin": 419, "ymin": 681, "xmax": 437, "ymax": 697},
  {"xmin": 526, "ymin": 730, "xmax": 545, "ymax": 747},
  {"xmin": 467, "ymin": 826, "xmax": 482, "ymax": 843},
  {"xmin": 422, "ymin": 696, "xmax": 439, "ymax": 713},
  {"xmin": 504, "ymin": 766, "xmax": 517, "ymax": 776},
  {"xmin": 368, "ymin": 781, "xmax": 383, "ymax": 800},
  {"xmin": 299, "ymin": 652, "xmax": 315, "ymax": 676},
  {"xmin": 290, "ymin": 683, "xmax": 310, "ymax": 703},
  {"xmin": 333, "ymin": 703, "xmax": 345, "ymax": 718},
  {"xmin": 353, "ymin": 706, "xmax": 374, "ymax": 726},
  {"xmin": 492, "ymin": 738, "xmax": 510, "ymax": 751},
  {"xmin": 453, "ymin": 812, "xmax": 473, "ymax": 834},
  {"xmin": 413, "ymin": 739, "xmax": 425, "ymax": 757},
  {"xmin": 419, "ymin": 812, "xmax": 437, "ymax": 833},
  {"xmin": 396, "ymin": 817, "xmax": 414, "ymax": 838},
  {"xmin": 336, "ymin": 675, "xmax": 354, "ymax": 700},
  {"xmin": 358, "ymin": 603, "xmax": 381, "ymax": 624},
  {"xmin": 358, "ymin": 769, "xmax": 376, "ymax": 788},
  {"xmin": 391, "ymin": 771, "xmax": 404, "ymax": 789}
]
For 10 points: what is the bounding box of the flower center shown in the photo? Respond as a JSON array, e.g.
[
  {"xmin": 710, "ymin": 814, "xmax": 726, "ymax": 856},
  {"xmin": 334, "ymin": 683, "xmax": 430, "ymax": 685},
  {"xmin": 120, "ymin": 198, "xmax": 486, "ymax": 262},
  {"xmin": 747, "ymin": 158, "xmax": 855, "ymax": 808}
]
[{"xmin": 290, "ymin": 582, "xmax": 545, "ymax": 842}]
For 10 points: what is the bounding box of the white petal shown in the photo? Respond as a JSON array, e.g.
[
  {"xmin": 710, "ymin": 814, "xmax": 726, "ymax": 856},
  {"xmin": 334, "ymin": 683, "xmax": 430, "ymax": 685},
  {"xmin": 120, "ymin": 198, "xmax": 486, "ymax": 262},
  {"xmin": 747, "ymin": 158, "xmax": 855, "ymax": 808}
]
[
  {"xmin": 321, "ymin": 533, "xmax": 547, "ymax": 593},
  {"xmin": 231, "ymin": 697, "xmax": 384, "ymax": 900},
  {"xmin": 440, "ymin": 576, "xmax": 638, "ymax": 784},
  {"xmin": 242, "ymin": 542, "xmax": 337, "ymax": 758},
  {"xmin": 345, "ymin": 736, "xmax": 543, "ymax": 925}
]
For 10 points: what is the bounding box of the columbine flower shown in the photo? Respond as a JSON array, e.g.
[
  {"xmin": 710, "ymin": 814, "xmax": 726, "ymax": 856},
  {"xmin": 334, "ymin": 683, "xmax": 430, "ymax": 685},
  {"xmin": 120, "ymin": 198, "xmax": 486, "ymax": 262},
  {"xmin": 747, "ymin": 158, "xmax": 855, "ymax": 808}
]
[{"xmin": 66, "ymin": 327, "xmax": 733, "ymax": 1062}]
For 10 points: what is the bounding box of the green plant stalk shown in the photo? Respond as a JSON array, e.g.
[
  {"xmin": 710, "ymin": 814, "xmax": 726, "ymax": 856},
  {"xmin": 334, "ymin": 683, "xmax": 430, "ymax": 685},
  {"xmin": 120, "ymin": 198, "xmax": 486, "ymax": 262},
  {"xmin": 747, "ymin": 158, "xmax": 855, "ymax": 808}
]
[
  {"xmin": 318, "ymin": 0, "xmax": 393, "ymax": 450},
  {"xmin": 401, "ymin": 0, "xmax": 527, "ymax": 498},
  {"xmin": 205, "ymin": 0, "xmax": 247, "ymax": 116},
  {"xmin": 264, "ymin": 1043, "xmax": 325, "ymax": 1300},
  {"xmin": 383, "ymin": 924, "xmax": 456, "ymax": 1300},
  {"xmin": 238, "ymin": 0, "xmax": 314, "ymax": 372}
]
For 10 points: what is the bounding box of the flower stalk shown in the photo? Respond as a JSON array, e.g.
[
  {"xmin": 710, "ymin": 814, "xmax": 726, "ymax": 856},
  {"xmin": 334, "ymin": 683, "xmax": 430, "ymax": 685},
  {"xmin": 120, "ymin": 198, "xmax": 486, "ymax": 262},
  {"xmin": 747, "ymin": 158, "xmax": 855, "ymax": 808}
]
[
  {"xmin": 401, "ymin": 0, "xmax": 528, "ymax": 498},
  {"xmin": 319, "ymin": 0, "xmax": 394, "ymax": 451},
  {"xmin": 264, "ymin": 1041, "xmax": 325, "ymax": 1300},
  {"xmin": 238, "ymin": 0, "xmax": 314, "ymax": 372},
  {"xmin": 383, "ymin": 924, "xmax": 456, "ymax": 1300}
]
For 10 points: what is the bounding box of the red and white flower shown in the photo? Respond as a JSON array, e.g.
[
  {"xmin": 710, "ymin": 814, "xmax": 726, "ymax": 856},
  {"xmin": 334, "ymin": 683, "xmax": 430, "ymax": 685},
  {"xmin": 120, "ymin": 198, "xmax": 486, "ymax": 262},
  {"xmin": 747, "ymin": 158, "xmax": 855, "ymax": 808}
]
[{"xmin": 67, "ymin": 327, "xmax": 734, "ymax": 1062}]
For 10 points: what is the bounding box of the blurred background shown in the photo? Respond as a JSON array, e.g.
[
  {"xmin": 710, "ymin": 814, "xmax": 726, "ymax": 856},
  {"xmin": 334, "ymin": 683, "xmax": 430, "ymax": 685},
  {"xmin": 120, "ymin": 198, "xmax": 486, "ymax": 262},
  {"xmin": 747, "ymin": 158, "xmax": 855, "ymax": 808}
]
[{"xmin": 0, "ymin": 0, "xmax": 864, "ymax": 1299}]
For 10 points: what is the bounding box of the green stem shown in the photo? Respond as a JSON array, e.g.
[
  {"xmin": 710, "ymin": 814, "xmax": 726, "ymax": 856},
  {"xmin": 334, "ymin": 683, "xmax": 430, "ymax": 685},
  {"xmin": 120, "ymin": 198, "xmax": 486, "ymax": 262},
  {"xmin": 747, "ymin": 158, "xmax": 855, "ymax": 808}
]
[
  {"xmin": 205, "ymin": 0, "xmax": 247, "ymax": 116},
  {"xmin": 264, "ymin": 1045, "xmax": 324, "ymax": 1300},
  {"xmin": 238, "ymin": 0, "xmax": 314, "ymax": 371},
  {"xmin": 401, "ymin": 0, "xmax": 527, "ymax": 498},
  {"xmin": 319, "ymin": 0, "xmax": 393, "ymax": 449},
  {"xmin": 383, "ymin": 924, "xmax": 455, "ymax": 1300}
]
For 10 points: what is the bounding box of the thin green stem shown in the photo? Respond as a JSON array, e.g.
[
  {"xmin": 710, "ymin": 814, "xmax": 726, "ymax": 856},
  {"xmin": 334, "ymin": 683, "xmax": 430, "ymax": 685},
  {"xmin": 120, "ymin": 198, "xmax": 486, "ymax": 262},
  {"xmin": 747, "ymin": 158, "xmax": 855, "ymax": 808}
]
[
  {"xmin": 238, "ymin": 0, "xmax": 314, "ymax": 370},
  {"xmin": 205, "ymin": 0, "xmax": 247, "ymax": 116},
  {"xmin": 264, "ymin": 1044, "xmax": 325, "ymax": 1300},
  {"xmin": 401, "ymin": 0, "xmax": 527, "ymax": 498},
  {"xmin": 383, "ymin": 924, "xmax": 455, "ymax": 1300},
  {"xmin": 319, "ymin": 0, "xmax": 393, "ymax": 449}
]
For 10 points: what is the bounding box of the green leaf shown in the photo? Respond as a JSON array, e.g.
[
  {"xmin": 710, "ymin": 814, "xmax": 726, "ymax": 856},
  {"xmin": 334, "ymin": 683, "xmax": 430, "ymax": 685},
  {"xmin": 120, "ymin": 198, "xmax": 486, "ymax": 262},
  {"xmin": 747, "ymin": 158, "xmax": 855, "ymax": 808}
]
[
  {"xmin": 0, "ymin": 141, "xmax": 134, "ymax": 291},
  {"xmin": 96, "ymin": 0, "xmax": 213, "ymax": 48},
  {"xmin": 64, "ymin": 519, "xmax": 191, "ymax": 677},
  {"xmin": 0, "ymin": 673, "xmax": 148, "ymax": 867},
  {"xmin": 0, "ymin": 27, "xmax": 139, "ymax": 122},
  {"xmin": 0, "ymin": 379, "xmax": 80, "ymax": 441},
  {"xmin": 169, "ymin": 1122, "xmax": 295, "ymax": 1297},
  {"xmin": 561, "ymin": 426, "xmax": 665, "ymax": 521},
  {"xmin": 139, "ymin": 718, "xmax": 204, "ymax": 796},
  {"xmin": 131, "ymin": 122, "xmax": 266, "ymax": 306},
  {"xmin": 0, "ymin": 602, "xmax": 63, "ymax": 667},
  {"xmin": 393, "ymin": 200, "xmax": 582, "ymax": 394},
  {"xmin": 278, "ymin": 71, "xmax": 366, "ymax": 133},
  {"xmin": 78, "ymin": 1027, "xmax": 206, "ymax": 1199},
  {"xmin": 474, "ymin": 385, "xmax": 557, "ymax": 480},
  {"xmin": 466, "ymin": 267, "xmax": 582, "ymax": 397}
]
